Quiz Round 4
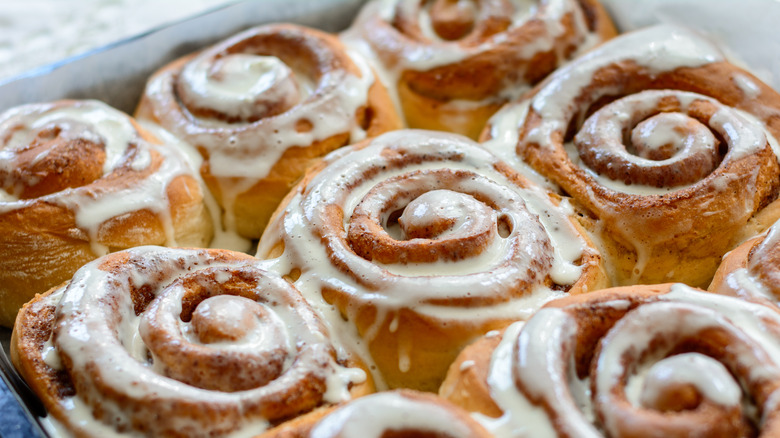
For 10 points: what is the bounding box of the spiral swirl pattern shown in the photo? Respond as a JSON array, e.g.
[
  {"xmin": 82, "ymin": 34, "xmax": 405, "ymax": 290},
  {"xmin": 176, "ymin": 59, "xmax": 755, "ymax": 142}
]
[
  {"xmin": 574, "ymin": 90, "xmax": 742, "ymax": 188},
  {"xmin": 264, "ymin": 390, "xmax": 492, "ymax": 438},
  {"xmin": 342, "ymin": 0, "xmax": 616, "ymax": 139},
  {"xmin": 137, "ymin": 23, "xmax": 400, "ymax": 238},
  {"xmin": 483, "ymin": 25, "xmax": 780, "ymax": 287},
  {"xmin": 12, "ymin": 247, "xmax": 368, "ymax": 438},
  {"xmin": 257, "ymin": 129, "xmax": 606, "ymax": 390},
  {"xmin": 444, "ymin": 284, "xmax": 780, "ymax": 437},
  {"xmin": 0, "ymin": 100, "xmax": 211, "ymax": 327}
]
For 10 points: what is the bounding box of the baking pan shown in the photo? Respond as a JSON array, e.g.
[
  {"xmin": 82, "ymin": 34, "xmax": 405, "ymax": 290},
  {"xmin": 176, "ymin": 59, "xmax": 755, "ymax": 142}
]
[
  {"xmin": 1, "ymin": 0, "xmax": 779, "ymax": 436},
  {"xmin": 0, "ymin": 1, "xmax": 364, "ymax": 436}
]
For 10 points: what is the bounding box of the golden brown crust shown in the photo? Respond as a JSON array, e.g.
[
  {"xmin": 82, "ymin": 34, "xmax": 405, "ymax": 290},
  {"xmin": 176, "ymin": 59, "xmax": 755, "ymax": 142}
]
[
  {"xmin": 442, "ymin": 284, "xmax": 780, "ymax": 437},
  {"xmin": 136, "ymin": 23, "xmax": 402, "ymax": 239},
  {"xmin": 709, "ymin": 234, "xmax": 758, "ymax": 298},
  {"xmin": 0, "ymin": 100, "xmax": 212, "ymax": 327},
  {"xmin": 12, "ymin": 247, "xmax": 373, "ymax": 438},
  {"xmin": 483, "ymin": 48, "xmax": 780, "ymax": 287},
  {"xmin": 259, "ymin": 390, "xmax": 492, "ymax": 438},
  {"xmin": 257, "ymin": 130, "xmax": 609, "ymax": 392},
  {"xmin": 441, "ymin": 284, "xmax": 671, "ymax": 419},
  {"xmin": 12, "ymin": 286, "xmax": 75, "ymax": 432},
  {"xmin": 438, "ymin": 331, "xmax": 504, "ymax": 418},
  {"xmin": 346, "ymin": 0, "xmax": 617, "ymax": 139},
  {"xmin": 710, "ymin": 223, "xmax": 780, "ymax": 306}
]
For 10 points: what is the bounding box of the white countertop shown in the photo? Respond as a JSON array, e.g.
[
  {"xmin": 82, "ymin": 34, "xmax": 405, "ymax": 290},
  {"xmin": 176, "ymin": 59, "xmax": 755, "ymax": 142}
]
[{"xmin": 0, "ymin": 0, "xmax": 239, "ymax": 81}]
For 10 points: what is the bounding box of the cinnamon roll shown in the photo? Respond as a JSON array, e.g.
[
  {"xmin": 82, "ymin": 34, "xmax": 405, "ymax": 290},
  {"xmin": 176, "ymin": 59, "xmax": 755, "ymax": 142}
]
[
  {"xmin": 342, "ymin": 0, "xmax": 616, "ymax": 139},
  {"xmin": 0, "ymin": 100, "xmax": 212, "ymax": 328},
  {"xmin": 257, "ymin": 129, "xmax": 608, "ymax": 391},
  {"xmin": 710, "ymin": 220, "xmax": 780, "ymax": 307},
  {"xmin": 441, "ymin": 283, "xmax": 780, "ymax": 437},
  {"xmin": 483, "ymin": 25, "xmax": 780, "ymax": 287},
  {"xmin": 136, "ymin": 23, "xmax": 402, "ymax": 239},
  {"xmin": 11, "ymin": 246, "xmax": 371, "ymax": 438},
  {"xmin": 262, "ymin": 390, "xmax": 491, "ymax": 437}
]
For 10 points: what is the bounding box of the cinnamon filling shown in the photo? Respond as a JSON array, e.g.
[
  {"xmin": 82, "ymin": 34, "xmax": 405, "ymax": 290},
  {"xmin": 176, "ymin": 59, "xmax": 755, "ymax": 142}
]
[
  {"xmin": 140, "ymin": 266, "xmax": 308, "ymax": 392},
  {"xmin": 0, "ymin": 122, "xmax": 106, "ymax": 199},
  {"xmin": 429, "ymin": 0, "xmax": 478, "ymax": 41},
  {"xmin": 574, "ymin": 90, "xmax": 728, "ymax": 187},
  {"xmin": 173, "ymin": 27, "xmax": 340, "ymax": 124},
  {"xmin": 347, "ymin": 171, "xmax": 501, "ymax": 264},
  {"xmin": 501, "ymin": 286, "xmax": 779, "ymax": 437},
  {"xmin": 28, "ymin": 248, "xmax": 358, "ymax": 436}
]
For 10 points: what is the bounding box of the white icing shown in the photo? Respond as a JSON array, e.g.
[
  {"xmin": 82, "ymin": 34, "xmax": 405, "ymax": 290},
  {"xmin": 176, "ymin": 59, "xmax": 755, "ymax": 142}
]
[
  {"xmin": 485, "ymin": 330, "xmax": 501, "ymax": 338},
  {"xmin": 751, "ymin": 221, "xmax": 780, "ymax": 270},
  {"xmin": 341, "ymin": 0, "xmax": 604, "ymax": 125},
  {"xmin": 561, "ymin": 90, "xmax": 767, "ymax": 194},
  {"xmin": 310, "ymin": 392, "xmax": 473, "ymax": 438},
  {"xmin": 625, "ymin": 353, "xmax": 741, "ymax": 408},
  {"xmin": 565, "ymin": 139, "xmax": 686, "ymax": 195},
  {"xmin": 355, "ymin": 0, "xmax": 591, "ymax": 75},
  {"xmin": 290, "ymin": 265, "xmax": 387, "ymax": 390},
  {"xmin": 460, "ymin": 360, "xmax": 475, "ymax": 371},
  {"xmin": 1, "ymin": 105, "xmax": 135, "ymax": 174},
  {"xmin": 53, "ymin": 397, "xmax": 128, "ymax": 438},
  {"xmin": 515, "ymin": 308, "xmax": 602, "ymax": 438},
  {"xmin": 0, "ymin": 101, "xmax": 198, "ymax": 256},
  {"xmin": 721, "ymin": 221, "xmax": 780, "ymax": 303},
  {"xmin": 323, "ymin": 364, "xmax": 367, "ymax": 404},
  {"xmin": 186, "ymin": 48, "xmax": 373, "ymax": 180},
  {"xmin": 0, "ymin": 188, "xmax": 18, "ymax": 202},
  {"xmin": 732, "ymin": 72, "xmax": 762, "ymax": 99},
  {"xmin": 260, "ymin": 130, "xmax": 587, "ymax": 304},
  {"xmin": 528, "ymin": 25, "xmax": 723, "ymax": 142},
  {"xmin": 508, "ymin": 0, "xmax": 539, "ymax": 25},
  {"xmin": 411, "ymin": 284, "xmax": 567, "ymax": 323},
  {"xmin": 595, "ymin": 292, "xmax": 780, "ymax": 435},
  {"xmin": 475, "ymin": 320, "xmax": 564, "ymax": 438},
  {"xmin": 485, "ymin": 25, "xmax": 726, "ymax": 179},
  {"xmin": 632, "ymin": 112, "xmax": 711, "ymax": 158},
  {"xmin": 41, "ymin": 246, "xmax": 362, "ymax": 437},
  {"xmin": 479, "ymin": 284, "xmax": 780, "ymax": 437},
  {"xmin": 767, "ymin": 129, "xmax": 780, "ymax": 162},
  {"xmin": 257, "ymin": 129, "xmax": 592, "ymax": 383},
  {"xmin": 179, "ymin": 54, "xmax": 304, "ymax": 122},
  {"xmin": 139, "ymin": 122, "xmax": 251, "ymax": 252},
  {"xmin": 38, "ymin": 414, "xmax": 75, "ymax": 438},
  {"xmin": 710, "ymin": 105, "xmax": 768, "ymax": 160},
  {"xmin": 483, "ymin": 26, "xmax": 775, "ymax": 285},
  {"xmin": 141, "ymin": 28, "xmax": 376, "ymax": 238},
  {"xmin": 41, "ymin": 337, "xmax": 63, "ymax": 371},
  {"xmin": 482, "ymin": 100, "xmax": 558, "ymax": 191},
  {"xmin": 398, "ymin": 189, "xmax": 489, "ymax": 239}
]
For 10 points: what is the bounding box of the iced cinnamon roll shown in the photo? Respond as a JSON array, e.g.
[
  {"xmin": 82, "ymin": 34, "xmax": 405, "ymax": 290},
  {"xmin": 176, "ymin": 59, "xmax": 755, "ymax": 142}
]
[
  {"xmin": 483, "ymin": 25, "xmax": 780, "ymax": 287},
  {"xmin": 137, "ymin": 23, "xmax": 401, "ymax": 239},
  {"xmin": 710, "ymin": 220, "xmax": 780, "ymax": 307},
  {"xmin": 262, "ymin": 390, "xmax": 491, "ymax": 437},
  {"xmin": 257, "ymin": 129, "xmax": 608, "ymax": 391},
  {"xmin": 342, "ymin": 0, "xmax": 616, "ymax": 139},
  {"xmin": 12, "ymin": 246, "xmax": 371, "ymax": 438},
  {"xmin": 0, "ymin": 100, "xmax": 212, "ymax": 327},
  {"xmin": 441, "ymin": 283, "xmax": 780, "ymax": 437}
]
